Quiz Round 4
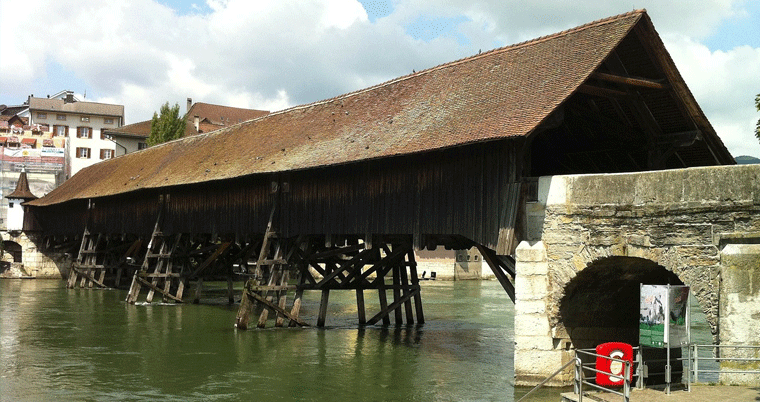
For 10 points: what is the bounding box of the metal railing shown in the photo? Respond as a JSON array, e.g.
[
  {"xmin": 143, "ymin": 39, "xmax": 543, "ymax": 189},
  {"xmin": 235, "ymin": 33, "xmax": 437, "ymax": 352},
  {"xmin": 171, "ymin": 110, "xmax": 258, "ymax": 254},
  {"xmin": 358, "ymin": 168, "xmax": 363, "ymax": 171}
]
[
  {"xmin": 517, "ymin": 343, "xmax": 758, "ymax": 402},
  {"xmin": 516, "ymin": 358, "xmax": 578, "ymax": 402},
  {"xmin": 689, "ymin": 344, "xmax": 760, "ymax": 385},
  {"xmin": 573, "ymin": 347, "xmax": 639, "ymax": 402}
]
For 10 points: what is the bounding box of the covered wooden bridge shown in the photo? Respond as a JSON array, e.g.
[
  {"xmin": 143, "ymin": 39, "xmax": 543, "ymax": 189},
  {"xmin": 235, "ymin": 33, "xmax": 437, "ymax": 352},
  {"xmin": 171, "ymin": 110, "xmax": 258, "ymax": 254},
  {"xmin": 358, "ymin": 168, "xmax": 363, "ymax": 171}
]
[{"xmin": 23, "ymin": 10, "xmax": 732, "ymax": 328}]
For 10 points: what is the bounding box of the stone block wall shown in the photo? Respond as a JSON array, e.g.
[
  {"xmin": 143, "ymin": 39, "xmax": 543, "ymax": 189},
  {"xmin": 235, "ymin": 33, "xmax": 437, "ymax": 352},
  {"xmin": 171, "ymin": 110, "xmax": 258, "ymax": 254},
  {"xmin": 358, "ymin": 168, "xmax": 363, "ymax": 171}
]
[
  {"xmin": 0, "ymin": 231, "xmax": 71, "ymax": 279},
  {"xmin": 515, "ymin": 165, "xmax": 760, "ymax": 386},
  {"xmin": 514, "ymin": 241, "xmax": 574, "ymax": 386},
  {"xmin": 719, "ymin": 243, "xmax": 760, "ymax": 386},
  {"xmin": 415, "ymin": 248, "xmax": 488, "ymax": 280}
]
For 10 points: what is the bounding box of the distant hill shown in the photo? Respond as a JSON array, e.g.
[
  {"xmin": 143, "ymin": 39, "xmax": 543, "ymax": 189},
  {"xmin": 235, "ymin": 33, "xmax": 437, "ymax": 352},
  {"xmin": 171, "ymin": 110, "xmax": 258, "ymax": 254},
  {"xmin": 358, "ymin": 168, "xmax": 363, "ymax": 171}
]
[{"xmin": 734, "ymin": 155, "xmax": 760, "ymax": 164}]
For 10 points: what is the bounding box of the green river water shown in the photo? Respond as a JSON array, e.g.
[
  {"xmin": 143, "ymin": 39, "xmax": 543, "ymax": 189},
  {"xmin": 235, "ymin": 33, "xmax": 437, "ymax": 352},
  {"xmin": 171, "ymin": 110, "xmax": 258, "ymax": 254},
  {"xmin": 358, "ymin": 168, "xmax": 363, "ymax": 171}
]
[
  {"xmin": 1, "ymin": 279, "xmax": 515, "ymax": 402},
  {"xmin": 0, "ymin": 278, "xmax": 717, "ymax": 402}
]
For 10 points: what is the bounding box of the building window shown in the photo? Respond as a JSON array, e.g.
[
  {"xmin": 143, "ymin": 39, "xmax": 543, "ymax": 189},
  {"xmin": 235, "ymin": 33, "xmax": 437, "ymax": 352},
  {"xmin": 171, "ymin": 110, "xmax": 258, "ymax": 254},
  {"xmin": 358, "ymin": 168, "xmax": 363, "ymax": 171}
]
[
  {"xmin": 37, "ymin": 113, "xmax": 47, "ymax": 119},
  {"xmin": 77, "ymin": 127, "xmax": 92, "ymax": 138},
  {"xmin": 100, "ymin": 149, "xmax": 114, "ymax": 159},
  {"xmin": 80, "ymin": 116, "xmax": 90, "ymax": 122},
  {"xmin": 53, "ymin": 125, "xmax": 68, "ymax": 137},
  {"xmin": 104, "ymin": 118, "xmax": 114, "ymax": 125},
  {"xmin": 138, "ymin": 142, "xmax": 148, "ymax": 150},
  {"xmin": 56, "ymin": 114, "xmax": 66, "ymax": 121},
  {"xmin": 76, "ymin": 147, "xmax": 91, "ymax": 158}
]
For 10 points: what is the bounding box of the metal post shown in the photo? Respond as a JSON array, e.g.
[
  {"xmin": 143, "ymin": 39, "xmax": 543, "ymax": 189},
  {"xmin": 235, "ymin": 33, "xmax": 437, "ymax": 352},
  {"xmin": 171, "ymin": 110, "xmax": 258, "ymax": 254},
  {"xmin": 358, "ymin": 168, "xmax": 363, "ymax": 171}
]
[
  {"xmin": 577, "ymin": 357, "xmax": 583, "ymax": 402},
  {"xmin": 693, "ymin": 344, "xmax": 699, "ymax": 383},
  {"xmin": 686, "ymin": 343, "xmax": 692, "ymax": 392},
  {"xmin": 624, "ymin": 360, "xmax": 631, "ymax": 402},
  {"xmin": 665, "ymin": 283, "xmax": 671, "ymax": 395},
  {"xmin": 636, "ymin": 348, "xmax": 643, "ymax": 389},
  {"xmin": 665, "ymin": 345, "xmax": 671, "ymax": 395}
]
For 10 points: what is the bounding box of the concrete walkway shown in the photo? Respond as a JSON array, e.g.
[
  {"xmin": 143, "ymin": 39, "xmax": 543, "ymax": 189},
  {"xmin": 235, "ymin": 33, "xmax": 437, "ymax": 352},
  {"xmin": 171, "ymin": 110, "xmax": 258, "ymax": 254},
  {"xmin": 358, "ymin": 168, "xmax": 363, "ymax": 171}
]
[{"xmin": 560, "ymin": 384, "xmax": 759, "ymax": 401}]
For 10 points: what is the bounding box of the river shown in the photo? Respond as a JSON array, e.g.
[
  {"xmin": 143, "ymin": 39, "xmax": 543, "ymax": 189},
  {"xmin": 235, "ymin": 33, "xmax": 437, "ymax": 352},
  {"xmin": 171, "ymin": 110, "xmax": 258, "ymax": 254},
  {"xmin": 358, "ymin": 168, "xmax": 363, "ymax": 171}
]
[{"xmin": 1, "ymin": 279, "xmax": 515, "ymax": 402}]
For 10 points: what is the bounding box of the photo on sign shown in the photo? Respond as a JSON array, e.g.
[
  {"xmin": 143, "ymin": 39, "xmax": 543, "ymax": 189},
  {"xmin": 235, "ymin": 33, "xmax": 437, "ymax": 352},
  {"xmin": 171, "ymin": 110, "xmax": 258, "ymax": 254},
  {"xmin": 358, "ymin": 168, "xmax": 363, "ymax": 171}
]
[{"xmin": 639, "ymin": 285, "xmax": 667, "ymax": 347}]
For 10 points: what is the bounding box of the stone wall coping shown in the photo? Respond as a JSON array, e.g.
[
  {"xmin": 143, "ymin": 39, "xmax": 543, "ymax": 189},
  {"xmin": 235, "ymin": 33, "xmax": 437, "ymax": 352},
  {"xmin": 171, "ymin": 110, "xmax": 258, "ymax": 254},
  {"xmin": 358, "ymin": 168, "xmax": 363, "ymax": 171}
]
[{"xmin": 538, "ymin": 164, "xmax": 760, "ymax": 208}]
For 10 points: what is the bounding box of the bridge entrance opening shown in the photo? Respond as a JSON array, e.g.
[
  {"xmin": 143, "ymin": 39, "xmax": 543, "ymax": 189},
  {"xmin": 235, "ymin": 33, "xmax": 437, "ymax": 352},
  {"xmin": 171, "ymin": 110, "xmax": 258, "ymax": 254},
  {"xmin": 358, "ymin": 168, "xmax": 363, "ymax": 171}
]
[
  {"xmin": 1, "ymin": 241, "xmax": 23, "ymax": 263},
  {"xmin": 559, "ymin": 256, "xmax": 686, "ymax": 384},
  {"xmin": 559, "ymin": 256, "xmax": 682, "ymax": 348}
]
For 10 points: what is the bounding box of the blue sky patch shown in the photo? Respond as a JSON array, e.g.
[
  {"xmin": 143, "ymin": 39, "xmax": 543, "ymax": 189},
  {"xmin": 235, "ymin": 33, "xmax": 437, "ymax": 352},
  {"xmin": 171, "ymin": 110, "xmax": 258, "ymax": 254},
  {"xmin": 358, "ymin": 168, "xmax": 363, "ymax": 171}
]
[
  {"xmin": 39, "ymin": 61, "xmax": 91, "ymax": 100},
  {"xmin": 704, "ymin": 2, "xmax": 760, "ymax": 51},
  {"xmin": 156, "ymin": 0, "xmax": 212, "ymax": 15},
  {"xmin": 358, "ymin": 0, "xmax": 394, "ymax": 22},
  {"xmin": 404, "ymin": 15, "xmax": 471, "ymax": 45}
]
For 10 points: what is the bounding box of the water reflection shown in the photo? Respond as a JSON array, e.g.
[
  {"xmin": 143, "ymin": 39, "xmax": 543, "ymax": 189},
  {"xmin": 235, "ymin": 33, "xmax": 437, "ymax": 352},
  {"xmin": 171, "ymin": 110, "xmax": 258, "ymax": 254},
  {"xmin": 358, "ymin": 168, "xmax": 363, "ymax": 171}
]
[{"xmin": 1, "ymin": 279, "xmax": 514, "ymax": 401}]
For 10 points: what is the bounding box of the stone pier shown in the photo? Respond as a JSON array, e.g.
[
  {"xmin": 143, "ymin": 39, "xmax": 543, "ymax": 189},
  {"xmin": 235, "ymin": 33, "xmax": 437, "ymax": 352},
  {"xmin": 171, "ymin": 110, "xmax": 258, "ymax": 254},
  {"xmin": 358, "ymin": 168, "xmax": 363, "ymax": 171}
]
[
  {"xmin": 0, "ymin": 231, "xmax": 71, "ymax": 279},
  {"xmin": 515, "ymin": 164, "xmax": 760, "ymax": 386}
]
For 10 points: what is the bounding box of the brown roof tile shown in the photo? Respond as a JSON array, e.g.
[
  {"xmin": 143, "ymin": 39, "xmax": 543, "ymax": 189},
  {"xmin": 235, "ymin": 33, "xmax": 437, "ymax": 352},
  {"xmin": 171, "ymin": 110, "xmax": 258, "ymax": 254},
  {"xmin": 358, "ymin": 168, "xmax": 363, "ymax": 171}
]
[
  {"xmin": 7, "ymin": 171, "xmax": 37, "ymax": 200},
  {"xmin": 29, "ymin": 97, "xmax": 124, "ymax": 118},
  {"xmin": 186, "ymin": 103, "xmax": 269, "ymax": 128},
  {"xmin": 30, "ymin": 10, "xmax": 720, "ymax": 207},
  {"xmin": 104, "ymin": 119, "xmax": 197, "ymax": 139},
  {"xmin": 106, "ymin": 103, "xmax": 267, "ymax": 139}
]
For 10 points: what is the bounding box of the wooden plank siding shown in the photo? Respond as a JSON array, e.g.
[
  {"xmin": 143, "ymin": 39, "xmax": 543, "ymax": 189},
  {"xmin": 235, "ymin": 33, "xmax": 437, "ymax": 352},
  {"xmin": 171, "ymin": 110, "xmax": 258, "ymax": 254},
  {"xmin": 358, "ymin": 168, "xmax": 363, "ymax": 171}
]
[{"xmin": 26, "ymin": 139, "xmax": 521, "ymax": 251}]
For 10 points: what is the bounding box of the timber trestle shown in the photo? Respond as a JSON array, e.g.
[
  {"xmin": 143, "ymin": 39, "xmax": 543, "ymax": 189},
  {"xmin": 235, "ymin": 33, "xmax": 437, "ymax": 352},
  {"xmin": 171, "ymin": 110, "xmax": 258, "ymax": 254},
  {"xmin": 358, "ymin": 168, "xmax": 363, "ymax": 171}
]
[
  {"xmin": 68, "ymin": 194, "xmax": 515, "ymax": 329},
  {"xmin": 125, "ymin": 196, "xmax": 243, "ymax": 304},
  {"xmin": 235, "ymin": 233, "xmax": 425, "ymax": 329},
  {"xmin": 66, "ymin": 228, "xmax": 143, "ymax": 290},
  {"xmin": 124, "ymin": 232, "xmax": 242, "ymax": 305}
]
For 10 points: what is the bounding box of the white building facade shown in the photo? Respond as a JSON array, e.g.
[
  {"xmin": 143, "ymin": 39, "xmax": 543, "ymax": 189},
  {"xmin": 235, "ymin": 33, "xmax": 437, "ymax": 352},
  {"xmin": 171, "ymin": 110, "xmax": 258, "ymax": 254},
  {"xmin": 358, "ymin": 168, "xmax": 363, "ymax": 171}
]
[{"xmin": 27, "ymin": 91, "xmax": 124, "ymax": 179}]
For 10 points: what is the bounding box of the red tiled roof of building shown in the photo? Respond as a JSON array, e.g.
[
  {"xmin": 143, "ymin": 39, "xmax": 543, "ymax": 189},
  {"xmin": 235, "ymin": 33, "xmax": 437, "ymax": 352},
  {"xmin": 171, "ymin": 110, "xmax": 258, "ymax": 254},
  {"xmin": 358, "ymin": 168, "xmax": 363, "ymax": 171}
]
[
  {"xmin": 186, "ymin": 103, "xmax": 269, "ymax": 130},
  {"xmin": 103, "ymin": 119, "xmax": 197, "ymax": 139}
]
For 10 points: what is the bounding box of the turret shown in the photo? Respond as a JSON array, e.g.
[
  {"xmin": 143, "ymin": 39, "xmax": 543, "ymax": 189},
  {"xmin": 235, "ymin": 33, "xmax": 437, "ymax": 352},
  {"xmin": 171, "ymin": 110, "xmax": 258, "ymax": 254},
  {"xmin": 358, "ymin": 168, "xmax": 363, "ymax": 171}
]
[{"xmin": 6, "ymin": 169, "xmax": 37, "ymax": 232}]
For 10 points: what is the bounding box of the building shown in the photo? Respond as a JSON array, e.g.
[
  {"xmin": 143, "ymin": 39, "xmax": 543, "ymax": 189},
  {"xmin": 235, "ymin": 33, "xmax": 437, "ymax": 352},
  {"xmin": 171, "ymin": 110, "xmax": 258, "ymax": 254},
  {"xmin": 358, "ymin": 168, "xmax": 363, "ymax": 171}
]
[
  {"xmin": 185, "ymin": 99, "xmax": 269, "ymax": 133},
  {"xmin": 6, "ymin": 170, "xmax": 37, "ymax": 232},
  {"xmin": 102, "ymin": 99, "xmax": 269, "ymax": 154},
  {"xmin": 0, "ymin": 120, "xmax": 65, "ymax": 230},
  {"xmin": 100, "ymin": 120, "xmax": 152, "ymax": 157},
  {"xmin": 27, "ymin": 90, "xmax": 124, "ymax": 178}
]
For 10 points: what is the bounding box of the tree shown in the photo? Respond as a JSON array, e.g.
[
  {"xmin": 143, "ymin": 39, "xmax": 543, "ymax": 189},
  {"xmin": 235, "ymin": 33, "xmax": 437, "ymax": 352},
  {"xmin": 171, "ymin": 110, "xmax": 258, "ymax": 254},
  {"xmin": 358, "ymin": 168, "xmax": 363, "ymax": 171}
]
[{"xmin": 147, "ymin": 102, "xmax": 185, "ymax": 146}]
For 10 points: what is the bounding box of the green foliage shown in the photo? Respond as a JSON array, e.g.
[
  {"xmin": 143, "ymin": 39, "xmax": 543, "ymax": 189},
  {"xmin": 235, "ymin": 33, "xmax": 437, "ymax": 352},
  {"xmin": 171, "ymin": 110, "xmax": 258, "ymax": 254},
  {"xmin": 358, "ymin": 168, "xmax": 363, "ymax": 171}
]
[{"xmin": 147, "ymin": 102, "xmax": 185, "ymax": 146}]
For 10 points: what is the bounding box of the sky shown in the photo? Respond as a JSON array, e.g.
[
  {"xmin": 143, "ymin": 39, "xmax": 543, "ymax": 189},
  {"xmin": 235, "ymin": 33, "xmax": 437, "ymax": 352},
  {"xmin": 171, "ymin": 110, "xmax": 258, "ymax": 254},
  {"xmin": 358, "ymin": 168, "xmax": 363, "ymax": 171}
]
[{"xmin": 1, "ymin": 0, "xmax": 759, "ymax": 157}]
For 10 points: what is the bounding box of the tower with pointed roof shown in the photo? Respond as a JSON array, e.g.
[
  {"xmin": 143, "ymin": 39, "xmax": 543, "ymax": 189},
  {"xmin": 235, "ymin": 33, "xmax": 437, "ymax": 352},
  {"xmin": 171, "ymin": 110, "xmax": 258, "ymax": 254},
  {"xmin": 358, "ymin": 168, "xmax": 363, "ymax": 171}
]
[{"xmin": 6, "ymin": 169, "xmax": 37, "ymax": 231}]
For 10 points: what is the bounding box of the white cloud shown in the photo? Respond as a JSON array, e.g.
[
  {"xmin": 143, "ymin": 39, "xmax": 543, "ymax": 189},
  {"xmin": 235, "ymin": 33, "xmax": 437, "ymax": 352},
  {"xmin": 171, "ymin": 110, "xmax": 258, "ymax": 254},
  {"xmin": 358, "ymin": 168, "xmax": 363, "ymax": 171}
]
[
  {"xmin": 1, "ymin": 0, "xmax": 758, "ymax": 157},
  {"xmin": 665, "ymin": 34, "xmax": 760, "ymax": 157}
]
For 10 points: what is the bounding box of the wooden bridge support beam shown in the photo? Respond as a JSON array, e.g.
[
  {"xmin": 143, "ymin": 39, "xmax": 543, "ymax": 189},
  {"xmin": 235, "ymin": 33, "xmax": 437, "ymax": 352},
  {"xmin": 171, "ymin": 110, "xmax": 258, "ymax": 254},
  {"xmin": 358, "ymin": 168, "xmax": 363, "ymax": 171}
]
[
  {"xmin": 476, "ymin": 243, "xmax": 516, "ymax": 303},
  {"xmin": 235, "ymin": 234, "xmax": 425, "ymax": 329},
  {"xmin": 68, "ymin": 230, "xmax": 143, "ymax": 290}
]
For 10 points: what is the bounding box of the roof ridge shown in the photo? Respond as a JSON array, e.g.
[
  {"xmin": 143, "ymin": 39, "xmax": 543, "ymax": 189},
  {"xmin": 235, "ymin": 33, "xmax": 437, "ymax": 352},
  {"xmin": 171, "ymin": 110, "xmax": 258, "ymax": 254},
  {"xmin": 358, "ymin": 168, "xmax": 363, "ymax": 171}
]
[
  {"xmin": 123, "ymin": 10, "xmax": 649, "ymax": 154},
  {"xmin": 263, "ymin": 9, "xmax": 647, "ymax": 117},
  {"xmin": 192, "ymin": 101, "xmax": 266, "ymax": 111},
  {"xmin": 166, "ymin": 9, "xmax": 646, "ymax": 148}
]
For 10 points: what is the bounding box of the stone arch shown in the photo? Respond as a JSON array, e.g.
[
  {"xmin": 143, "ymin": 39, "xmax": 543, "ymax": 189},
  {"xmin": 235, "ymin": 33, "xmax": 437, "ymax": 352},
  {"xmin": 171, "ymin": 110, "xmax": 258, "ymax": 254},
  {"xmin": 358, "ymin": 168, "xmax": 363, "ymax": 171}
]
[
  {"xmin": 554, "ymin": 241, "xmax": 720, "ymax": 341},
  {"xmin": 2, "ymin": 240, "xmax": 23, "ymax": 263},
  {"xmin": 558, "ymin": 256, "xmax": 682, "ymax": 350},
  {"xmin": 558, "ymin": 255, "xmax": 692, "ymax": 384}
]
